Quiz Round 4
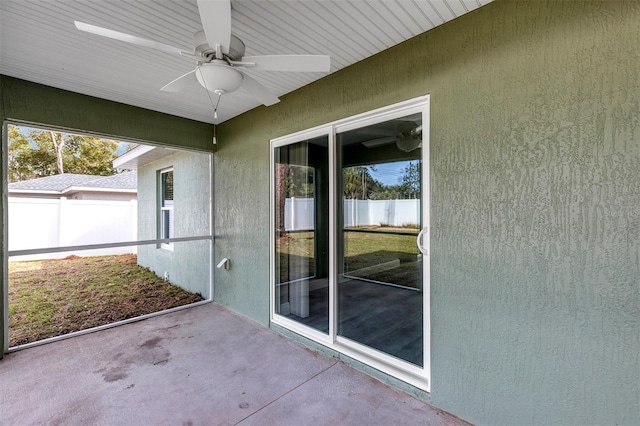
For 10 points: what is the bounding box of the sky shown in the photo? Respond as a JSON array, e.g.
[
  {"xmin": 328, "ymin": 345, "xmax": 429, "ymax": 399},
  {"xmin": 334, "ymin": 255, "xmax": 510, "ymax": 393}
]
[{"xmin": 367, "ymin": 160, "xmax": 416, "ymax": 187}]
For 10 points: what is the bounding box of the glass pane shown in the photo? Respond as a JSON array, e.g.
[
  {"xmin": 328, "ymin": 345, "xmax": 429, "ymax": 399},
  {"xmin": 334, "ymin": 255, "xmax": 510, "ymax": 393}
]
[
  {"xmin": 338, "ymin": 113, "xmax": 424, "ymax": 366},
  {"xmin": 162, "ymin": 208, "xmax": 174, "ymax": 239},
  {"xmin": 274, "ymin": 136, "xmax": 329, "ymax": 333},
  {"xmin": 162, "ymin": 170, "xmax": 173, "ymax": 205}
]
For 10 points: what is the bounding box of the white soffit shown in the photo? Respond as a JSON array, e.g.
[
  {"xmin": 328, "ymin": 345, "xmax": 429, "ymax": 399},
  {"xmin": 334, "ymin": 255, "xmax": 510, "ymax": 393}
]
[
  {"xmin": 0, "ymin": 0, "xmax": 493, "ymax": 124},
  {"xmin": 114, "ymin": 145, "xmax": 178, "ymax": 170}
]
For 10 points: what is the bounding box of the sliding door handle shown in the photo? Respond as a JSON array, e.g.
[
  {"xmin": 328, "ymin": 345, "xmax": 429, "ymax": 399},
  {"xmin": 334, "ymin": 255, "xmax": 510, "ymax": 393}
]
[{"xmin": 417, "ymin": 226, "xmax": 428, "ymax": 256}]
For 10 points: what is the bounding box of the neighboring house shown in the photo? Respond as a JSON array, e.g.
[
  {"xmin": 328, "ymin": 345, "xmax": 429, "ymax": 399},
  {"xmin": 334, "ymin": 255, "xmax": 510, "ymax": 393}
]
[
  {"xmin": 113, "ymin": 145, "xmax": 211, "ymax": 300},
  {"xmin": 8, "ymin": 171, "xmax": 137, "ymax": 201},
  {"xmin": 7, "ymin": 171, "xmax": 138, "ymax": 260}
]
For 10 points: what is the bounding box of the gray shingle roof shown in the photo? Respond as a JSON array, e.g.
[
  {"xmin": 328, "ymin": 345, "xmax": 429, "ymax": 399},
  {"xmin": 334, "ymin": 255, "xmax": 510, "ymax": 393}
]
[
  {"xmin": 9, "ymin": 171, "xmax": 136, "ymax": 192},
  {"xmin": 84, "ymin": 171, "xmax": 137, "ymax": 190}
]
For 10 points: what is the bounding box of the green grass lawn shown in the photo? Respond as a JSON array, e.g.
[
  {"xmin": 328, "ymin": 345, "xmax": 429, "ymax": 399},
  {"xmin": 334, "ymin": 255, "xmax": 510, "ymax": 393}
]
[
  {"xmin": 277, "ymin": 227, "xmax": 422, "ymax": 288},
  {"xmin": 8, "ymin": 254, "xmax": 202, "ymax": 347},
  {"xmin": 343, "ymin": 227, "xmax": 419, "ymax": 269}
]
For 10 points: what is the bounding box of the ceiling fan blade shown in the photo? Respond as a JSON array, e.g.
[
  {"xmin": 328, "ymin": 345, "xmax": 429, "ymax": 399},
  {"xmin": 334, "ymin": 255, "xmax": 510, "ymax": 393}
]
[
  {"xmin": 197, "ymin": 0, "xmax": 231, "ymax": 55},
  {"xmin": 240, "ymin": 55, "xmax": 331, "ymax": 72},
  {"xmin": 356, "ymin": 127, "xmax": 397, "ymax": 137},
  {"xmin": 239, "ymin": 73, "xmax": 280, "ymax": 106},
  {"xmin": 160, "ymin": 69, "xmax": 197, "ymax": 92},
  {"xmin": 361, "ymin": 137, "xmax": 396, "ymax": 148},
  {"xmin": 74, "ymin": 21, "xmax": 188, "ymax": 56}
]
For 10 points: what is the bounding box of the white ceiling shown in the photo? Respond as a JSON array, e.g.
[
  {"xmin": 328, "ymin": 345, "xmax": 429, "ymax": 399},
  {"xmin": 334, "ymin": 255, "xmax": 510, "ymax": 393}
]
[{"xmin": 0, "ymin": 0, "xmax": 492, "ymax": 124}]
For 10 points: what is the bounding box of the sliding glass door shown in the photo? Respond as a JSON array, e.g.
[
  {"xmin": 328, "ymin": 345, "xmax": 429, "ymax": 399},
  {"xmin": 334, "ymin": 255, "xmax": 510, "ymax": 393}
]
[
  {"xmin": 273, "ymin": 135, "xmax": 329, "ymax": 334},
  {"xmin": 271, "ymin": 96, "xmax": 430, "ymax": 390},
  {"xmin": 337, "ymin": 112, "xmax": 424, "ymax": 367}
]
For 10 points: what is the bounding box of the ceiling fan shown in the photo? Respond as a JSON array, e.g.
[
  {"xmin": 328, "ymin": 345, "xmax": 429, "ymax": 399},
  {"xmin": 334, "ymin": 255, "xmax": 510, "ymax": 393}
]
[
  {"xmin": 74, "ymin": 0, "xmax": 330, "ymax": 114},
  {"xmin": 361, "ymin": 121, "xmax": 423, "ymax": 152}
]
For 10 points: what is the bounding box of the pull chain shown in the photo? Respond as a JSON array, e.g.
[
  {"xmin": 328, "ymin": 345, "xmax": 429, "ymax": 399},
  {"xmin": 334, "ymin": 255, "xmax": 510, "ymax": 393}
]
[
  {"xmin": 213, "ymin": 91, "xmax": 222, "ymax": 120},
  {"xmin": 197, "ymin": 65, "xmax": 223, "ymax": 136},
  {"xmin": 212, "ymin": 91, "xmax": 222, "ymax": 145}
]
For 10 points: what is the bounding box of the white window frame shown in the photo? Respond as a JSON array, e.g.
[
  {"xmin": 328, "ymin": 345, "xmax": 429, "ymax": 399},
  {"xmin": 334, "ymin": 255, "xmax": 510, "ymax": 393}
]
[
  {"xmin": 160, "ymin": 167, "xmax": 174, "ymax": 251},
  {"xmin": 270, "ymin": 95, "xmax": 431, "ymax": 392}
]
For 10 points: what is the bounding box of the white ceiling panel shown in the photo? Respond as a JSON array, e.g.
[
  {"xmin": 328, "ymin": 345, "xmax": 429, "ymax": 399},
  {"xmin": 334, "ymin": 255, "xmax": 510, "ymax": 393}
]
[{"xmin": 0, "ymin": 0, "xmax": 492, "ymax": 124}]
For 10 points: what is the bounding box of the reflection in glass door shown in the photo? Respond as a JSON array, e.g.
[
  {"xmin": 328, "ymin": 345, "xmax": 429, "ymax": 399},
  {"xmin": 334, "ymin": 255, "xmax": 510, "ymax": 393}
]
[
  {"xmin": 337, "ymin": 112, "xmax": 425, "ymax": 366},
  {"xmin": 273, "ymin": 136, "xmax": 329, "ymax": 333}
]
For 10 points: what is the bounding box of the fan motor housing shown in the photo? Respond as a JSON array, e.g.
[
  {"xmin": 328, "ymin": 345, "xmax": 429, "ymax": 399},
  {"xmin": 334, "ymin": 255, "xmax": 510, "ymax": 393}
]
[{"xmin": 193, "ymin": 30, "xmax": 246, "ymax": 61}]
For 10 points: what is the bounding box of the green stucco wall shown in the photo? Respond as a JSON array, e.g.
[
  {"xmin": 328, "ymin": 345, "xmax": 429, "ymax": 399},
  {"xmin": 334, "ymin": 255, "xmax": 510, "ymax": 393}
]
[
  {"xmin": 137, "ymin": 151, "xmax": 212, "ymax": 299},
  {"xmin": 0, "ymin": 76, "xmax": 214, "ymax": 356},
  {"xmin": 0, "ymin": 76, "xmax": 214, "ymax": 150},
  {"xmin": 214, "ymin": 1, "xmax": 639, "ymax": 424},
  {"xmin": 1, "ymin": 1, "xmax": 638, "ymax": 423}
]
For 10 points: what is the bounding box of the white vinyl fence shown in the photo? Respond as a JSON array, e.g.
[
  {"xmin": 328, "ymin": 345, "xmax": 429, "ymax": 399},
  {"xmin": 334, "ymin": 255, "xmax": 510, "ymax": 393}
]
[
  {"xmin": 285, "ymin": 197, "xmax": 420, "ymax": 231},
  {"xmin": 8, "ymin": 197, "xmax": 137, "ymax": 261}
]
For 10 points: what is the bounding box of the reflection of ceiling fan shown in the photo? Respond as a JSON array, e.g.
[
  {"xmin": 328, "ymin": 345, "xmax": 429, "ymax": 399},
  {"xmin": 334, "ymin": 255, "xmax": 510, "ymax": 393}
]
[
  {"xmin": 74, "ymin": 0, "xmax": 330, "ymax": 113},
  {"xmin": 361, "ymin": 122, "xmax": 423, "ymax": 152}
]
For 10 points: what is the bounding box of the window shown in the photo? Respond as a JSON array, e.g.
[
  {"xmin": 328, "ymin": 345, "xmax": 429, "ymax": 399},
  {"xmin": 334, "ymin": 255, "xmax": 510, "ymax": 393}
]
[{"xmin": 160, "ymin": 168, "xmax": 174, "ymax": 249}]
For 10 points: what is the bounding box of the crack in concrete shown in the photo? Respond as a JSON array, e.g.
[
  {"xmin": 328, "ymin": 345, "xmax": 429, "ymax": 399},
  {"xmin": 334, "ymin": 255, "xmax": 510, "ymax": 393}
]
[{"xmin": 232, "ymin": 360, "xmax": 339, "ymax": 425}]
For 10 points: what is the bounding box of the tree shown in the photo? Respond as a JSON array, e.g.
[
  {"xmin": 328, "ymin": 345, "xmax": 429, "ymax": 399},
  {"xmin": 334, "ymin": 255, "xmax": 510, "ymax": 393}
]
[
  {"xmin": 342, "ymin": 166, "xmax": 384, "ymax": 200},
  {"xmin": 7, "ymin": 125, "xmax": 120, "ymax": 182},
  {"xmin": 275, "ymin": 163, "xmax": 289, "ymax": 232},
  {"xmin": 49, "ymin": 131, "xmax": 65, "ymax": 174},
  {"xmin": 370, "ymin": 185, "xmax": 402, "ymax": 200},
  {"xmin": 275, "ymin": 163, "xmax": 315, "ymax": 232},
  {"xmin": 7, "ymin": 126, "xmax": 43, "ymax": 182},
  {"xmin": 62, "ymin": 134, "xmax": 119, "ymax": 175},
  {"xmin": 400, "ymin": 161, "xmax": 421, "ymax": 199},
  {"xmin": 285, "ymin": 165, "xmax": 314, "ymax": 198}
]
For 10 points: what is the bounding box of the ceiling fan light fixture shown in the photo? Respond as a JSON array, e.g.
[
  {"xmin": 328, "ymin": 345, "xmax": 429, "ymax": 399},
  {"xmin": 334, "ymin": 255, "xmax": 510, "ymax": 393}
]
[
  {"xmin": 196, "ymin": 61, "xmax": 243, "ymax": 94},
  {"xmin": 396, "ymin": 136, "xmax": 421, "ymax": 153}
]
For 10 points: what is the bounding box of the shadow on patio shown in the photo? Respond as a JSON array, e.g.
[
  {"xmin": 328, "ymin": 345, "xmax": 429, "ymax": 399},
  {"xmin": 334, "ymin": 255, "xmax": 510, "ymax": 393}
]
[{"xmin": 0, "ymin": 303, "xmax": 466, "ymax": 425}]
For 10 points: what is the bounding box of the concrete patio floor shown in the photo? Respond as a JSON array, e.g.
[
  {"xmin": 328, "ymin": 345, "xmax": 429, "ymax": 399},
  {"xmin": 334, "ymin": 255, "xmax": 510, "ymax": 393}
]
[{"xmin": 0, "ymin": 303, "xmax": 467, "ymax": 425}]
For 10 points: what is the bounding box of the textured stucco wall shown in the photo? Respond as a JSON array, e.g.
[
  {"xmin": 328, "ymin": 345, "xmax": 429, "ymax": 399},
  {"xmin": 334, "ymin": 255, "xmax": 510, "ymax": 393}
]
[
  {"xmin": 1, "ymin": 76, "xmax": 214, "ymax": 356},
  {"xmin": 137, "ymin": 151, "xmax": 212, "ymax": 299},
  {"xmin": 215, "ymin": 1, "xmax": 639, "ymax": 424},
  {"xmin": 0, "ymin": 76, "xmax": 214, "ymax": 150}
]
